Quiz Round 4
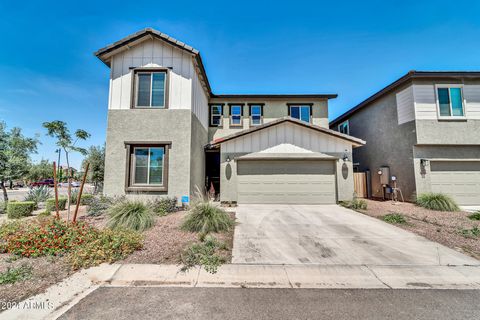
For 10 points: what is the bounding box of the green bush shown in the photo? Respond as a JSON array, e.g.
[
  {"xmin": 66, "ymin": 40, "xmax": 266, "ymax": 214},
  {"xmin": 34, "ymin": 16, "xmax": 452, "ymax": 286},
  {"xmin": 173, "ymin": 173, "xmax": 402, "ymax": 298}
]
[
  {"xmin": 70, "ymin": 190, "xmax": 95, "ymax": 205},
  {"xmin": 149, "ymin": 197, "xmax": 177, "ymax": 216},
  {"xmin": 460, "ymin": 226, "xmax": 480, "ymax": 238},
  {"xmin": 181, "ymin": 200, "xmax": 234, "ymax": 233},
  {"xmin": 24, "ymin": 186, "xmax": 52, "ymax": 205},
  {"xmin": 45, "ymin": 197, "xmax": 67, "ymax": 213},
  {"xmin": 87, "ymin": 195, "xmax": 123, "ymax": 216},
  {"xmin": 80, "ymin": 194, "xmax": 94, "ymax": 205},
  {"xmin": 7, "ymin": 201, "xmax": 36, "ymax": 219},
  {"xmin": 0, "ymin": 265, "xmax": 33, "ymax": 285},
  {"xmin": 107, "ymin": 200, "xmax": 154, "ymax": 232},
  {"xmin": 0, "ymin": 201, "xmax": 6, "ymax": 214},
  {"xmin": 0, "ymin": 217, "xmax": 143, "ymax": 269},
  {"xmin": 468, "ymin": 212, "xmax": 480, "ymax": 221},
  {"xmin": 382, "ymin": 213, "xmax": 407, "ymax": 224},
  {"xmin": 181, "ymin": 235, "xmax": 227, "ymax": 274},
  {"xmin": 340, "ymin": 198, "xmax": 368, "ymax": 210},
  {"xmin": 416, "ymin": 193, "xmax": 459, "ymax": 212}
]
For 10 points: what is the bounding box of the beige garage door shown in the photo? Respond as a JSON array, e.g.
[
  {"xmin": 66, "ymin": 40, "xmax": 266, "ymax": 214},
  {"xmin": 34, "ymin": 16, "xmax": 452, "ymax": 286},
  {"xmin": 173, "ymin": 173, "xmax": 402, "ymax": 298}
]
[
  {"xmin": 237, "ymin": 160, "xmax": 336, "ymax": 204},
  {"xmin": 430, "ymin": 161, "xmax": 480, "ymax": 205}
]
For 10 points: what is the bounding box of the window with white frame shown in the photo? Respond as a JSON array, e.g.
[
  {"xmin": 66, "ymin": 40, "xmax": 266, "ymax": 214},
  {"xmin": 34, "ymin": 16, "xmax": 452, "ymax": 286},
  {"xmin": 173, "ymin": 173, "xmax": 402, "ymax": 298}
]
[
  {"xmin": 131, "ymin": 146, "xmax": 165, "ymax": 186},
  {"xmin": 210, "ymin": 104, "xmax": 223, "ymax": 126},
  {"xmin": 230, "ymin": 104, "xmax": 243, "ymax": 126},
  {"xmin": 338, "ymin": 120, "xmax": 349, "ymax": 135},
  {"xmin": 249, "ymin": 104, "xmax": 263, "ymax": 125},
  {"xmin": 289, "ymin": 105, "xmax": 311, "ymax": 123},
  {"xmin": 135, "ymin": 71, "xmax": 166, "ymax": 108},
  {"xmin": 436, "ymin": 86, "xmax": 465, "ymax": 117}
]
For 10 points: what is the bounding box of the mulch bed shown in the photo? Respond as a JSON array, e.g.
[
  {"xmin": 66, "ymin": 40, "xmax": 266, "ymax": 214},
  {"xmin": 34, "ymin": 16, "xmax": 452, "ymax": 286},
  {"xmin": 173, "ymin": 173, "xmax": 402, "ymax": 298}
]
[{"xmin": 358, "ymin": 199, "xmax": 480, "ymax": 260}]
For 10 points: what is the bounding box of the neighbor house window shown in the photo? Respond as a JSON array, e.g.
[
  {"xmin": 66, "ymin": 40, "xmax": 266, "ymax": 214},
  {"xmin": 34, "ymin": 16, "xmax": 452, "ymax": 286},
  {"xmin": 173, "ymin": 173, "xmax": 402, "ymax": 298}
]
[
  {"xmin": 249, "ymin": 104, "xmax": 263, "ymax": 126},
  {"xmin": 288, "ymin": 104, "xmax": 312, "ymax": 123},
  {"xmin": 338, "ymin": 120, "xmax": 349, "ymax": 135},
  {"xmin": 229, "ymin": 104, "xmax": 243, "ymax": 126},
  {"xmin": 135, "ymin": 71, "xmax": 166, "ymax": 108},
  {"xmin": 436, "ymin": 86, "xmax": 465, "ymax": 117},
  {"xmin": 125, "ymin": 143, "xmax": 169, "ymax": 192},
  {"xmin": 210, "ymin": 104, "xmax": 223, "ymax": 126}
]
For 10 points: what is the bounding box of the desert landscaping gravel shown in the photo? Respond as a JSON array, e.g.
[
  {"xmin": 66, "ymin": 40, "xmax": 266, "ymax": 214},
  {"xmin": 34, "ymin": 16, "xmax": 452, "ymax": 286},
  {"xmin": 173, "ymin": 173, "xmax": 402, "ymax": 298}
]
[{"xmin": 359, "ymin": 200, "xmax": 480, "ymax": 260}]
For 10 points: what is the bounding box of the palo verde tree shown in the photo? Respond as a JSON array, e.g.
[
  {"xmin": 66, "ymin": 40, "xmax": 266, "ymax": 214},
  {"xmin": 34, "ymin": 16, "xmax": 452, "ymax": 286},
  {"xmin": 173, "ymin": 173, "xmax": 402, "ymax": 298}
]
[
  {"xmin": 82, "ymin": 145, "xmax": 105, "ymax": 193},
  {"xmin": 0, "ymin": 121, "xmax": 39, "ymax": 201},
  {"xmin": 42, "ymin": 121, "xmax": 90, "ymax": 219}
]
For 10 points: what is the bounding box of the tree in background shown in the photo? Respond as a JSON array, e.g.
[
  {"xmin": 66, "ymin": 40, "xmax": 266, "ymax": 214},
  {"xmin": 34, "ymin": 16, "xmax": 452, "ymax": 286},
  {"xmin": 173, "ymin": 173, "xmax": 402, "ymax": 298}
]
[
  {"xmin": 0, "ymin": 122, "xmax": 38, "ymax": 201},
  {"xmin": 26, "ymin": 159, "xmax": 54, "ymax": 182},
  {"xmin": 42, "ymin": 121, "xmax": 90, "ymax": 219},
  {"xmin": 82, "ymin": 145, "xmax": 105, "ymax": 193}
]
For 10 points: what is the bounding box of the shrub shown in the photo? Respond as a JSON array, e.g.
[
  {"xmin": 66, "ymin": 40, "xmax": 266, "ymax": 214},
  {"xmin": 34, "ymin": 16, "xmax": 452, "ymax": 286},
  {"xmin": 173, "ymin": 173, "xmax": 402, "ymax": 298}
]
[
  {"xmin": 87, "ymin": 195, "xmax": 121, "ymax": 216},
  {"xmin": 0, "ymin": 265, "xmax": 33, "ymax": 285},
  {"xmin": 340, "ymin": 198, "xmax": 368, "ymax": 210},
  {"xmin": 181, "ymin": 235, "xmax": 227, "ymax": 274},
  {"xmin": 7, "ymin": 201, "xmax": 36, "ymax": 219},
  {"xmin": 0, "ymin": 217, "xmax": 143, "ymax": 269},
  {"xmin": 0, "ymin": 220, "xmax": 22, "ymax": 239},
  {"xmin": 24, "ymin": 186, "xmax": 52, "ymax": 205},
  {"xmin": 70, "ymin": 190, "xmax": 94, "ymax": 206},
  {"xmin": 107, "ymin": 200, "xmax": 154, "ymax": 232},
  {"xmin": 416, "ymin": 193, "xmax": 459, "ymax": 212},
  {"xmin": 460, "ymin": 226, "xmax": 480, "ymax": 238},
  {"xmin": 68, "ymin": 228, "xmax": 143, "ymax": 270},
  {"xmin": 45, "ymin": 197, "xmax": 68, "ymax": 213},
  {"xmin": 0, "ymin": 201, "xmax": 6, "ymax": 214},
  {"xmin": 182, "ymin": 201, "xmax": 234, "ymax": 233},
  {"xmin": 80, "ymin": 194, "xmax": 94, "ymax": 205},
  {"xmin": 468, "ymin": 212, "xmax": 480, "ymax": 221},
  {"xmin": 149, "ymin": 197, "xmax": 177, "ymax": 216},
  {"xmin": 382, "ymin": 213, "xmax": 407, "ymax": 224}
]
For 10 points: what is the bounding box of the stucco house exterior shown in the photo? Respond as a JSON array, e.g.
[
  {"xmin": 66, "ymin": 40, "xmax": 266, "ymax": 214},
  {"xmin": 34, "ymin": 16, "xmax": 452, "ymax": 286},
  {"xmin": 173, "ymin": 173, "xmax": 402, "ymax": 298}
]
[
  {"xmin": 330, "ymin": 71, "xmax": 480, "ymax": 205},
  {"xmin": 95, "ymin": 28, "xmax": 365, "ymax": 204}
]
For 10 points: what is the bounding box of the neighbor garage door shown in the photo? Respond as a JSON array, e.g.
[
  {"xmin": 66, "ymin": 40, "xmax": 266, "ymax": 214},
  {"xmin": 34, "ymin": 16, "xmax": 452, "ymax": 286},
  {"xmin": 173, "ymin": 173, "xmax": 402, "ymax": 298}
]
[
  {"xmin": 237, "ymin": 160, "xmax": 336, "ymax": 204},
  {"xmin": 430, "ymin": 161, "xmax": 480, "ymax": 205}
]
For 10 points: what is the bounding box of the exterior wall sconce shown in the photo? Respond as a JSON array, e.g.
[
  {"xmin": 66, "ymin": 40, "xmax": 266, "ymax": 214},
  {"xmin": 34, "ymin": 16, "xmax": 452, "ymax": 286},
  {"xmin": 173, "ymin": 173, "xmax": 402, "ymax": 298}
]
[
  {"xmin": 342, "ymin": 150, "xmax": 349, "ymax": 162},
  {"xmin": 226, "ymin": 156, "xmax": 231, "ymax": 163},
  {"xmin": 420, "ymin": 159, "xmax": 429, "ymax": 166}
]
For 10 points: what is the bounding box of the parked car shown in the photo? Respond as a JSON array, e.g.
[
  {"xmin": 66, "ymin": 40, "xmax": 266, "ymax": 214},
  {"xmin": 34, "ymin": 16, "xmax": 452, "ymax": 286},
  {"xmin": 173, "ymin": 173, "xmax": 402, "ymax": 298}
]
[
  {"xmin": 58, "ymin": 181, "xmax": 81, "ymax": 188},
  {"xmin": 30, "ymin": 179, "xmax": 55, "ymax": 187}
]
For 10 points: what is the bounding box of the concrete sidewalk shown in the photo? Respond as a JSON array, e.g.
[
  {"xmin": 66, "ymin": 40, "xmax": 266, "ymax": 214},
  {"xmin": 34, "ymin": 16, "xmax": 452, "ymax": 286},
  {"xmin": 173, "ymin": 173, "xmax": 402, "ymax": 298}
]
[{"xmin": 3, "ymin": 263, "xmax": 480, "ymax": 319}]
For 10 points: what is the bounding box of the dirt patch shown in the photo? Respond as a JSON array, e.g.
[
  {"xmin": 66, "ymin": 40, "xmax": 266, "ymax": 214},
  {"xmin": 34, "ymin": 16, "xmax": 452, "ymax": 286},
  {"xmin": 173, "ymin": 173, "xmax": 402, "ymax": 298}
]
[
  {"xmin": 0, "ymin": 254, "xmax": 73, "ymax": 303},
  {"xmin": 121, "ymin": 210, "xmax": 234, "ymax": 264},
  {"xmin": 358, "ymin": 200, "xmax": 480, "ymax": 260}
]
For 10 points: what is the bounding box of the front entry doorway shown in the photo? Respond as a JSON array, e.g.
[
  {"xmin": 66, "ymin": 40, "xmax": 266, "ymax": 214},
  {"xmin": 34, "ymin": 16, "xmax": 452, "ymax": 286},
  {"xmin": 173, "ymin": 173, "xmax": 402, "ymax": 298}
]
[{"xmin": 205, "ymin": 149, "xmax": 220, "ymax": 199}]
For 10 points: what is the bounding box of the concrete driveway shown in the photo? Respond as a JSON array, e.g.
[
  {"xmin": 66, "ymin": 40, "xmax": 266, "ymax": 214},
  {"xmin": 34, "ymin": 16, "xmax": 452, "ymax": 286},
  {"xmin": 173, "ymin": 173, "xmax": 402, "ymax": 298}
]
[{"xmin": 232, "ymin": 204, "xmax": 480, "ymax": 265}]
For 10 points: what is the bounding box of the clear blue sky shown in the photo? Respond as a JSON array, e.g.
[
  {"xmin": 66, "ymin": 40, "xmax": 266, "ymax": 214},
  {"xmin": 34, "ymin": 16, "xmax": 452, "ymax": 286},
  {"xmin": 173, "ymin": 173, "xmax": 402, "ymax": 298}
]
[{"xmin": 1, "ymin": 0, "xmax": 480, "ymax": 169}]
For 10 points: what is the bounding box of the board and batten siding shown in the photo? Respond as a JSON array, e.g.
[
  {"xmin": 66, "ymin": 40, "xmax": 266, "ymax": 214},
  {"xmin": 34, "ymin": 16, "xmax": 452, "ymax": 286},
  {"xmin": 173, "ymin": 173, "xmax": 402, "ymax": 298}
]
[
  {"xmin": 222, "ymin": 122, "xmax": 351, "ymax": 154},
  {"xmin": 412, "ymin": 84, "xmax": 480, "ymax": 120},
  {"xmin": 109, "ymin": 38, "xmax": 209, "ymax": 128},
  {"xmin": 396, "ymin": 85, "xmax": 415, "ymax": 124}
]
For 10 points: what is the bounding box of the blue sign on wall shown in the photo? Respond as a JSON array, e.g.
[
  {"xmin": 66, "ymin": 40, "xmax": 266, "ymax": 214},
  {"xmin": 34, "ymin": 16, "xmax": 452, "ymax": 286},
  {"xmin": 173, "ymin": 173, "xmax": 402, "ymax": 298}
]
[{"xmin": 181, "ymin": 196, "xmax": 189, "ymax": 204}]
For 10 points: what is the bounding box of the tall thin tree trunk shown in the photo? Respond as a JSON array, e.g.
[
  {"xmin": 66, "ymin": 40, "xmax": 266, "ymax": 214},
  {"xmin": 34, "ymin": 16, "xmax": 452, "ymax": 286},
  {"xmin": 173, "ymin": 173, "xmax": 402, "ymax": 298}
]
[
  {"xmin": 0, "ymin": 181, "xmax": 8, "ymax": 202},
  {"xmin": 65, "ymin": 150, "xmax": 71, "ymax": 222}
]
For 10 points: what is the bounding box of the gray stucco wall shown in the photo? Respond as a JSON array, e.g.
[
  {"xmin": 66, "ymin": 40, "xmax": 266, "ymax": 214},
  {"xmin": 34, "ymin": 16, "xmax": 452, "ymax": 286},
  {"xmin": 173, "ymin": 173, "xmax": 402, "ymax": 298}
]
[
  {"xmin": 416, "ymin": 119, "xmax": 480, "ymax": 145},
  {"xmin": 413, "ymin": 145, "xmax": 480, "ymax": 196},
  {"xmin": 190, "ymin": 113, "xmax": 208, "ymax": 197},
  {"xmin": 103, "ymin": 109, "xmax": 194, "ymax": 202},
  {"xmin": 332, "ymin": 87, "xmax": 418, "ymax": 200}
]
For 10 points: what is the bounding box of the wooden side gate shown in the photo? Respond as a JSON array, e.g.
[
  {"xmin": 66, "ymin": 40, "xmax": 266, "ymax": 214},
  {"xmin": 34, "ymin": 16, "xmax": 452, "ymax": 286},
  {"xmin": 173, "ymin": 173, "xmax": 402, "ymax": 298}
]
[{"xmin": 353, "ymin": 172, "xmax": 367, "ymax": 198}]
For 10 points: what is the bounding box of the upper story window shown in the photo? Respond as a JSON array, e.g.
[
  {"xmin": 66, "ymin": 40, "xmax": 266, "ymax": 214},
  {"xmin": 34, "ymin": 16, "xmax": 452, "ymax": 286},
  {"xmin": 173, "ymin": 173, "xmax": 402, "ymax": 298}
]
[
  {"xmin": 229, "ymin": 104, "xmax": 244, "ymax": 126},
  {"xmin": 210, "ymin": 104, "xmax": 223, "ymax": 127},
  {"xmin": 249, "ymin": 104, "xmax": 263, "ymax": 126},
  {"xmin": 288, "ymin": 104, "xmax": 312, "ymax": 123},
  {"xmin": 436, "ymin": 86, "xmax": 465, "ymax": 118},
  {"xmin": 134, "ymin": 71, "xmax": 167, "ymax": 108},
  {"xmin": 338, "ymin": 120, "xmax": 349, "ymax": 135}
]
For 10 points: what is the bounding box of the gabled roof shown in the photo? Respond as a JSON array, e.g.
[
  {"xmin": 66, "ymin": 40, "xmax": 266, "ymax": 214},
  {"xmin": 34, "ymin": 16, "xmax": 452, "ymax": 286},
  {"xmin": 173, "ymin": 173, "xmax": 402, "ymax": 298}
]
[
  {"xmin": 95, "ymin": 28, "xmax": 337, "ymax": 100},
  {"xmin": 207, "ymin": 117, "xmax": 366, "ymax": 147},
  {"xmin": 95, "ymin": 28, "xmax": 212, "ymax": 95},
  {"xmin": 330, "ymin": 70, "xmax": 480, "ymax": 127}
]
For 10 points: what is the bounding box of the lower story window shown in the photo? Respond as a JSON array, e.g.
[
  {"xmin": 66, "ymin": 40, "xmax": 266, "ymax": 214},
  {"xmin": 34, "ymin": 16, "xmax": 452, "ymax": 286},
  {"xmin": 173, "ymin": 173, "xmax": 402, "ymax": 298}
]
[{"xmin": 126, "ymin": 143, "xmax": 169, "ymax": 191}]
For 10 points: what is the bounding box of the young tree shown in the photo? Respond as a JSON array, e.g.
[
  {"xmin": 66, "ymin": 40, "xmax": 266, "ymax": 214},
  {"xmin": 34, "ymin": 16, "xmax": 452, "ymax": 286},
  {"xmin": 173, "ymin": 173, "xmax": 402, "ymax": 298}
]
[
  {"xmin": 0, "ymin": 122, "xmax": 38, "ymax": 201},
  {"xmin": 26, "ymin": 159, "xmax": 54, "ymax": 182},
  {"xmin": 82, "ymin": 145, "xmax": 105, "ymax": 193},
  {"xmin": 43, "ymin": 121, "xmax": 90, "ymax": 220}
]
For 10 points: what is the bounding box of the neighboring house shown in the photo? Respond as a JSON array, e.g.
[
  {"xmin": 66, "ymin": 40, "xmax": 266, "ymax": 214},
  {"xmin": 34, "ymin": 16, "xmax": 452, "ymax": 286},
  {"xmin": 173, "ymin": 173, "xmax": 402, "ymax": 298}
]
[
  {"xmin": 95, "ymin": 28, "xmax": 365, "ymax": 205},
  {"xmin": 330, "ymin": 71, "xmax": 480, "ymax": 205}
]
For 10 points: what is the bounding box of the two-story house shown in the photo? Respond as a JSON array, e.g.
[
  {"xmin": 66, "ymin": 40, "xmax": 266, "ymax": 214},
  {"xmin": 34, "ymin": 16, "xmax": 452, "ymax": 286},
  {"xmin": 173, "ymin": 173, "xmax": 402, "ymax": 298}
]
[
  {"xmin": 331, "ymin": 71, "xmax": 480, "ymax": 205},
  {"xmin": 95, "ymin": 28, "xmax": 365, "ymax": 205}
]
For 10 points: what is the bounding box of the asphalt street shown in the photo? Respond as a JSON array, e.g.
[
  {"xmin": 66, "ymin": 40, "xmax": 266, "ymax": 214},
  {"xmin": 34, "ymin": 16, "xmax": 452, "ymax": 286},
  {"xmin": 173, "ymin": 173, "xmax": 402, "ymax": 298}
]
[{"xmin": 59, "ymin": 287, "xmax": 480, "ymax": 320}]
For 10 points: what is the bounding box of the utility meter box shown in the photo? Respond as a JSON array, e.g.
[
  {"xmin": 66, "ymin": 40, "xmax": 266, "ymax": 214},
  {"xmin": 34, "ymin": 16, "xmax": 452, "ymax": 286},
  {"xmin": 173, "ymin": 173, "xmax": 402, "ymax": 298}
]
[{"xmin": 379, "ymin": 166, "xmax": 390, "ymax": 185}]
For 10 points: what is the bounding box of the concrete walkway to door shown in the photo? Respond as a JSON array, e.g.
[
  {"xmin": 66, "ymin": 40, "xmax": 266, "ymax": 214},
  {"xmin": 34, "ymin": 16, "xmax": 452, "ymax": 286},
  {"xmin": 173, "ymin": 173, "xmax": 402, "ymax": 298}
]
[{"xmin": 232, "ymin": 204, "xmax": 480, "ymax": 266}]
